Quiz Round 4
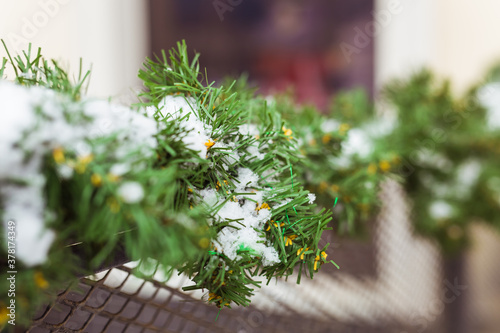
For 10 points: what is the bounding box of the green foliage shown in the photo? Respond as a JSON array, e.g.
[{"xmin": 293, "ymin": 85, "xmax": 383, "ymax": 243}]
[
  {"xmin": 0, "ymin": 40, "xmax": 340, "ymax": 328},
  {"xmin": 138, "ymin": 41, "xmax": 337, "ymax": 308},
  {"xmin": 0, "ymin": 44, "xmax": 208, "ymax": 326},
  {"xmin": 1, "ymin": 40, "xmax": 90, "ymax": 100},
  {"xmin": 274, "ymin": 90, "xmax": 396, "ymax": 235},
  {"xmin": 379, "ymin": 69, "xmax": 500, "ymax": 255}
]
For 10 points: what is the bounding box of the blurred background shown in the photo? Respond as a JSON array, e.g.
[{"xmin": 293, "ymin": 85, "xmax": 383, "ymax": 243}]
[
  {"xmin": 4, "ymin": 0, "xmax": 500, "ymax": 101},
  {"xmin": 2, "ymin": 0, "xmax": 500, "ymax": 332}
]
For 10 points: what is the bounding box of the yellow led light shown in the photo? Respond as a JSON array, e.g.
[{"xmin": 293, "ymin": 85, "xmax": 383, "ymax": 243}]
[
  {"xmin": 52, "ymin": 147, "xmax": 65, "ymax": 164},
  {"xmin": 205, "ymin": 139, "xmax": 216, "ymax": 149}
]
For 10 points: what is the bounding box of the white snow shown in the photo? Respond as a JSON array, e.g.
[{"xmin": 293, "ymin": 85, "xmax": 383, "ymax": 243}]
[
  {"xmin": 158, "ymin": 95, "xmax": 214, "ymax": 158},
  {"xmin": 118, "ymin": 182, "xmax": 145, "ymax": 203},
  {"xmin": 362, "ymin": 116, "xmax": 396, "ymax": 138},
  {"xmin": 196, "ymin": 168, "xmax": 280, "ymax": 266},
  {"xmin": 454, "ymin": 160, "xmax": 481, "ymax": 199},
  {"xmin": 2, "ymin": 174, "xmax": 55, "ymax": 267},
  {"xmin": 152, "ymin": 96, "xmax": 286, "ymax": 266},
  {"xmin": 83, "ymin": 100, "xmax": 158, "ymax": 158},
  {"xmin": 235, "ymin": 167, "xmax": 259, "ymax": 190},
  {"xmin": 342, "ymin": 129, "xmax": 374, "ymax": 158},
  {"xmin": 110, "ymin": 163, "xmax": 131, "ymax": 176},
  {"xmin": 198, "ymin": 188, "xmax": 218, "ymax": 208},
  {"xmin": 329, "ymin": 117, "xmax": 395, "ymax": 169},
  {"xmin": 320, "ymin": 119, "xmax": 340, "ymax": 133},
  {"xmin": 478, "ymin": 82, "xmax": 500, "ymax": 129},
  {"xmin": 246, "ymin": 145, "xmax": 266, "ymax": 160},
  {"xmin": 429, "ymin": 201, "xmax": 454, "ymax": 220},
  {"xmin": 239, "ymin": 124, "xmax": 259, "ymax": 136},
  {"xmin": 57, "ymin": 164, "xmax": 74, "ymax": 179},
  {"xmin": 456, "ymin": 160, "xmax": 481, "ymax": 186},
  {"xmin": 214, "ymin": 227, "xmax": 280, "ymax": 266},
  {"xmin": 0, "ymin": 81, "xmax": 158, "ymax": 266},
  {"xmin": 417, "ymin": 149, "xmax": 453, "ymax": 170}
]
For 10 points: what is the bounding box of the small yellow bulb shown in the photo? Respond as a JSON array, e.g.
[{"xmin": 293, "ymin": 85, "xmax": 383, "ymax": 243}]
[
  {"xmin": 379, "ymin": 160, "xmax": 391, "ymax": 172},
  {"xmin": 91, "ymin": 174, "xmax": 102, "ymax": 187},
  {"xmin": 205, "ymin": 139, "xmax": 216, "ymax": 149},
  {"xmin": 297, "ymin": 247, "xmax": 310, "ymax": 260},
  {"xmin": 52, "ymin": 147, "xmax": 65, "ymax": 164},
  {"xmin": 75, "ymin": 154, "xmax": 94, "ymax": 174},
  {"xmin": 284, "ymin": 235, "xmax": 297, "ymax": 246},
  {"xmin": 282, "ymin": 126, "xmax": 293, "ymax": 139},
  {"xmin": 256, "ymin": 203, "xmax": 270, "ymax": 211},
  {"xmin": 34, "ymin": 271, "xmax": 49, "ymax": 289},
  {"xmin": 314, "ymin": 251, "xmax": 328, "ymax": 270},
  {"xmin": 339, "ymin": 123, "xmax": 350, "ymax": 135}
]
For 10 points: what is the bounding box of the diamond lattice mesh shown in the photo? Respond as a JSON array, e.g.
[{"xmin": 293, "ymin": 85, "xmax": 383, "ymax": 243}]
[{"xmin": 25, "ymin": 180, "xmax": 500, "ymax": 333}]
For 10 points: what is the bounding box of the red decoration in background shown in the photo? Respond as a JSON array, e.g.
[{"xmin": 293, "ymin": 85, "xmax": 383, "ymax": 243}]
[
  {"xmin": 149, "ymin": 0, "xmax": 374, "ymax": 111},
  {"xmin": 255, "ymin": 52, "xmax": 329, "ymax": 109}
]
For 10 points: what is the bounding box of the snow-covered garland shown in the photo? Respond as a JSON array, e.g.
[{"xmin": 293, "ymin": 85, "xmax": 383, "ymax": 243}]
[
  {"xmin": 151, "ymin": 96, "xmax": 279, "ymax": 266},
  {"xmin": 374, "ymin": 70, "xmax": 500, "ymax": 255},
  {"xmin": 0, "ymin": 42, "xmax": 337, "ymax": 323},
  {"xmin": 0, "ymin": 46, "xmax": 209, "ymax": 325},
  {"xmin": 139, "ymin": 42, "xmax": 336, "ymax": 308},
  {"xmin": 274, "ymin": 90, "xmax": 399, "ymax": 235},
  {"xmin": 0, "ymin": 80, "xmax": 157, "ymax": 266}
]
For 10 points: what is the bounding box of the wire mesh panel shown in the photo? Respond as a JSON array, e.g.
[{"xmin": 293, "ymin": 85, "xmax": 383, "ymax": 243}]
[
  {"xmin": 244, "ymin": 180, "xmax": 442, "ymax": 327},
  {"xmin": 26, "ymin": 265, "xmax": 411, "ymax": 333},
  {"xmin": 24, "ymin": 180, "xmax": 500, "ymax": 332},
  {"xmin": 29, "ymin": 265, "xmax": 241, "ymax": 333}
]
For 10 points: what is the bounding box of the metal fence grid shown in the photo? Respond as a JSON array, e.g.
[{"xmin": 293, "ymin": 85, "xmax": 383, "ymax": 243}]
[
  {"xmin": 25, "ymin": 265, "xmax": 409, "ymax": 333},
  {"xmin": 23, "ymin": 180, "xmax": 500, "ymax": 332}
]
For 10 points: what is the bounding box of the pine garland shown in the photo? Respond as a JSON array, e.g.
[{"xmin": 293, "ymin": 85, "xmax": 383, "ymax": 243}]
[
  {"xmin": 0, "ymin": 43, "xmax": 208, "ymax": 325},
  {"xmin": 376, "ymin": 70, "xmax": 500, "ymax": 255},
  {"xmin": 0, "ymin": 41, "xmax": 340, "ymax": 327},
  {"xmin": 272, "ymin": 89, "xmax": 398, "ymax": 235},
  {"xmin": 138, "ymin": 41, "xmax": 337, "ymax": 308}
]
